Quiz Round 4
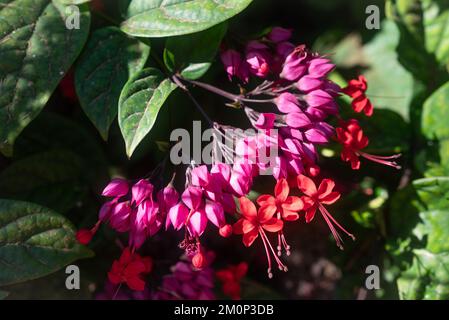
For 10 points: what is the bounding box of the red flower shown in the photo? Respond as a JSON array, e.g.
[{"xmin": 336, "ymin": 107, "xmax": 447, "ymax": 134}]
[
  {"xmin": 233, "ymin": 197, "xmax": 286, "ymax": 277},
  {"xmin": 216, "ymin": 262, "xmax": 248, "ymax": 300},
  {"xmin": 257, "ymin": 178, "xmax": 303, "ymax": 255},
  {"xmin": 257, "ymin": 178, "xmax": 303, "ymax": 221},
  {"xmin": 342, "ymin": 75, "xmax": 373, "ymax": 116},
  {"xmin": 108, "ymin": 248, "xmax": 153, "ymax": 291},
  {"xmin": 297, "ymin": 175, "xmax": 355, "ymax": 249},
  {"xmin": 336, "ymin": 119, "xmax": 401, "ymax": 170}
]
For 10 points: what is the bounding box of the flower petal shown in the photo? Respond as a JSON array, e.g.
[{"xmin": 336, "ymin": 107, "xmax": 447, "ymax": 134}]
[
  {"xmin": 262, "ymin": 218, "xmax": 283, "ymax": 232},
  {"xmin": 317, "ymin": 178, "xmax": 335, "ymax": 199},
  {"xmin": 319, "ymin": 192, "xmax": 341, "ymax": 205},
  {"xmin": 238, "ymin": 197, "xmax": 257, "ymax": 220},
  {"xmin": 297, "ymin": 174, "xmax": 317, "ymax": 196},
  {"xmin": 274, "ymin": 178, "xmax": 289, "ymax": 202},
  {"xmin": 282, "ymin": 196, "xmax": 304, "ymax": 211},
  {"xmin": 242, "ymin": 229, "xmax": 259, "ymax": 247},
  {"xmin": 258, "ymin": 205, "xmax": 277, "ymax": 223},
  {"xmin": 256, "ymin": 194, "xmax": 275, "ymax": 207}
]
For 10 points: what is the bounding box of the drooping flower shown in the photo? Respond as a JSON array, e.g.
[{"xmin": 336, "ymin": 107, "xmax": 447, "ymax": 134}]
[
  {"xmin": 297, "ymin": 175, "xmax": 355, "ymax": 249},
  {"xmin": 216, "ymin": 262, "xmax": 248, "ymax": 300},
  {"xmin": 342, "ymin": 75, "xmax": 373, "ymax": 116},
  {"xmin": 336, "ymin": 119, "xmax": 401, "ymax": 170},
  {"xmin": 108, "ymin": 248, "xmax": 153, "ymax": 291},
  {"xmin": 233, "ymin": 197, "xmax": 286, "ymax": 278}
]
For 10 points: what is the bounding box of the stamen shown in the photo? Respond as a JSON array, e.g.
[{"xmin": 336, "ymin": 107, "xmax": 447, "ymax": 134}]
[
  {"xmin": 260, "ymin": 229, "xmax": 288, "ymax": 272},
  {"xmin": 358, "ymin": 151, "xmax": 402, "ymax": 169},
  {"xmin": 318, "ymin": 203, "xmax": 355, "ymax": 250}
]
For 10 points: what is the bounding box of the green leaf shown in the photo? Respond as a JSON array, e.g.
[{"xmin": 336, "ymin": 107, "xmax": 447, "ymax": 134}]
[
  {"xmin": 363, "ymin": 21, "xmax": 414, "ymax": 120},
  {"xmin": 397, "ymin": 249, "xmax": 449, "ymax": 299},
  {"xmin": 413, "ymin": 177, "xmax": 449, "ymax": 210},
  {"xmin": 121, "ymin": 0, "xmax": 252, "ymax": 38},
  {"xmin": 164, "ymin": 23, "xmax": 227, "ymax": 79},
  {"xmin": 0, "ymin": 150, "xmax": 88, "ymax": 212},
  {"xmin": 386, "ymin": 0, "xmax": 449, "ymax": 80},
  {"xmin": 415, "ymin": 210, "xmax": 449, "ymax": 253},
  {"xmin": 422, "ymin": 81, "xmax": 449, "ymax": 141},
  {"xmin": 0, "ymin": 0, "xmax": 90, "ymax": 156},
  {"xmin": 75, "ymin": 27, "xmax": 150, "ymax": 139},
  {"xmin": 118, "ymin": 68, "xmax": 177, "ymax": 157},
  {"xmin": 0, "ymin": 199, "xmax": 93, "ymax": 286}
]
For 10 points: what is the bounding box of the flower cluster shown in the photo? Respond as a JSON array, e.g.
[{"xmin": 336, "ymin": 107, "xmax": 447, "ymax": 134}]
[{"xmin": 77, "ymin": 26, "xmax": 402, "ymax": 294}]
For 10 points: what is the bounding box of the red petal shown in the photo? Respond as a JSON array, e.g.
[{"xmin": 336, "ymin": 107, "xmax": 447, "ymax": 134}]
[
  {"xmin": 257, "ymin": 205, "xmax": 277, "ymax": 223},
  {"xmin": 238, "ymin": 197, "xmax": 257, "ymax": 220},
  {"xmin": 262, "ymin": 218, "xmax": 283, "ymax": 233},
  {"xmin": 274, "ymin": 178, "xmax": 289, "ymax": 202},
  {"xmin": 281, "ymin": 209, "xmax": 299, "ymax": 221},
  {"xmin": 282, "ymin": 196, "xmax": 304, "ymax": 211},
  {"xmin": 305, "ymin": 207, "xmax": 317, "ymax": 223},
  {"xmin": 256, "ymin": 194, "xmax": 275, "ymax": 207},
  {"xmin": 126, "ymin": 276, "xmax": 146, "ymax": 291},
  {"xmin": 319, "ymin": 192, "xmax": 341, "ymax": 205},
  {"xmin": 317, "ymin": 179, "xmax": 335, "ymax": 199},
  {"xmin": 243, "ymin": 229, "xmax": 259, "ymax": 247},
  {"xmin": 297, "ymin": 174, "xmax": 317, "ymax": 196}
]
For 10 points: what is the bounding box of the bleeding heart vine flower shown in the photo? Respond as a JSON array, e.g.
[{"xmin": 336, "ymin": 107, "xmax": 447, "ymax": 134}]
[
  {"xmin": 257, "ymin": 178, "xmax": 304, "ymax": 256},
  {"xmin": 342, "ymin": 75, "xmax": 373, "ymax": 116},
  {"xmin": 297, "ymin": 175, "xmax": 355, "ymax": 250},
  {"xmin": 336, "ymin": 119, "xmax": 401, "ymax": 170},
  {"xmin": 233, "ymin": 197, "xmax": 286, "ymax": 278}
]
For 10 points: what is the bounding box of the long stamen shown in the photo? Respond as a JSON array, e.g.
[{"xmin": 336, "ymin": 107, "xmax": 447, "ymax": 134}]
[
  {"xmin": 318, "ymin": 203, "xmax": 355, "ymax": 250},
  {"xmin": 259, "ymin": 230, "xmax": 273, "ymax": 278},
  {"xmin": 260, "ymin": 229, "xmax": 288, "ymax": 272},
  {"xmin": 357, "ymin": 151, "xmax": 401, "ymax": 169}
]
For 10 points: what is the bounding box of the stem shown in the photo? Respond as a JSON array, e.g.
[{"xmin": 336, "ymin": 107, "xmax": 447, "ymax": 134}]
[
  {"xmin": 179, "ymin": 77, "xmax": 274, "ymax": 104},
  {"xmin": 171, "ymin": 76, "xmax": 214, "ymax": 126}
]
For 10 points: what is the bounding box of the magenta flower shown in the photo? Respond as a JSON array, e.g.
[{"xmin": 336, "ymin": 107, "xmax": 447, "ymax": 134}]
[{"xmin": 280, "ymin": 45, "xmax": 308, "ymax": 81}]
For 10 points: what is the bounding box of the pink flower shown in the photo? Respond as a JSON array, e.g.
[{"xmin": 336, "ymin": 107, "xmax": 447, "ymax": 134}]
[
  {"xmin": 280, "ymin": 45, "xmax": 308, "ymax": 81},
  {"xmin": 275, "ymin": 92, "xmax": 302, "ymax": 113},
  {"xmin": 132, "ymin": 179, "xmax": 153, "ymax": 206},
  {"xmin": 297, "ymin": 75, "xmax": 324, "ymax": 92},
  {"xmin": 246, "ymin": 49, "xmax": 271, "ymax": 78},
  {"xmin": 307, "ymin": 58, "xmax": 335, "ymax": 78},
  {"xmin": 102, "ymin": 178, "xmax": 129, "ymax": 197}
]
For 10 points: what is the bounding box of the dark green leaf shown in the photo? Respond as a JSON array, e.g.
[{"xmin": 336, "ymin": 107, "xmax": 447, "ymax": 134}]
[
  {"xmin": 0, "ymin": 0, "xmax": 90, "ymax": 156},
  {"xmin": 75, "ymin": 27, "xmax": 150, "ymax": 139},
  {"xmin": 118, "ymin": 68, "xmax": 177, "ymax": 157},
  {"xmin": 121, "ymin": 0, "xmax": 252, "ymax": 38},
  {"xmin": 0, "ymin": 150, "xmax": 88, "ymax": 212},
  {"xmin": 0, "ymin": 199, "xmax": 93, "ymax": 286}
]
